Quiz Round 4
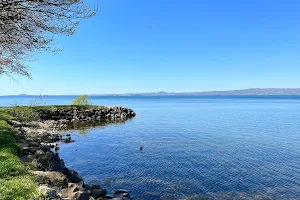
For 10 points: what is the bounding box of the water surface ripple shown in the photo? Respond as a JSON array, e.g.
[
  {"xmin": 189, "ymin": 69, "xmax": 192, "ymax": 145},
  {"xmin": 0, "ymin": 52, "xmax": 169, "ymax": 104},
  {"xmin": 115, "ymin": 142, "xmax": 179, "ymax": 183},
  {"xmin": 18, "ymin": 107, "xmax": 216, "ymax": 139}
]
[{"xmin": 1, "ymin": 96, "xmax": 300, "ymax": 199}]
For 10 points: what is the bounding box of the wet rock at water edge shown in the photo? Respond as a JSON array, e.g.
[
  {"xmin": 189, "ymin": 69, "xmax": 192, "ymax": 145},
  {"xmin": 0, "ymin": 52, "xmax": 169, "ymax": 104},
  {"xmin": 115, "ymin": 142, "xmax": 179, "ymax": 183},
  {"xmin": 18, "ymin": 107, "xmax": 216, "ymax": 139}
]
[
  {"xmin": 104, "ymin": 194, "xmax": 114, "ymax": 199},
  {"xmin": 47, "ymin": 134, "xmax": 61, "ymax": 142},
  {"xmin": 74, "ymin": 191, "xmax": 89, "ymax": 200},
  {"xmin": 122, "ymin": 193, "xmax": 130, "ymax": 198},
  {"xmin": 83, "ymin": 184, "xmax": 91, "ymax": 191},
  {"xmin": 91, "ymin": 184, "xmax": 100, "ymax": 189},
  {"xmin": 66, "ymin": 169, "xmax": 84, "ymax": 183},
  {"xmin": 41, "ymin": 145, "xmax": 51, "ymax": 152},
  {"xmin": 35, "ymin": 149, "xmax": 45, "ymax": 157},
  {"xmin": 28, "ymin": 141, "xmax": 41, "ymax": 148},
  {"xmin": 62, "ymin": 182, "xmax": 86, "ymax": 199},
  {"xmin": 90, "ymin": 188, "xmax": 107, "ymax": 198},
  {"xmin": 113, "ymin": 190, "xmax": 128, "ymax": 195},
  {"xmin": 61, "ymin": 136, "xmax": 75, "ymax": 143}
]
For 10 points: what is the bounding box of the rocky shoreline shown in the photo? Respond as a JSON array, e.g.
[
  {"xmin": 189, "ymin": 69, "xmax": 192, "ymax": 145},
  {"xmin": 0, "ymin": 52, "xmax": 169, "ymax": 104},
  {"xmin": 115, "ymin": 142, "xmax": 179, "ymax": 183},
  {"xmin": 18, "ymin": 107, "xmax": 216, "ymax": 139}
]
[{"xmin": 8, "ymin": 106, "xmax": 136, "ymax": 200}]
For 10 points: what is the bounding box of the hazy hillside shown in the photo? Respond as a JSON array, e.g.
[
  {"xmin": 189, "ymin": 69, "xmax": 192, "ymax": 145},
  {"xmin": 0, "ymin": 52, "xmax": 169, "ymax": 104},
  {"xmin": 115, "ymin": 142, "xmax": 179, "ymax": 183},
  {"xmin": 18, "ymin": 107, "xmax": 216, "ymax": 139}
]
[{"xmin": 112, "ymin": 88, "xmax": 300, "ymax": 96}]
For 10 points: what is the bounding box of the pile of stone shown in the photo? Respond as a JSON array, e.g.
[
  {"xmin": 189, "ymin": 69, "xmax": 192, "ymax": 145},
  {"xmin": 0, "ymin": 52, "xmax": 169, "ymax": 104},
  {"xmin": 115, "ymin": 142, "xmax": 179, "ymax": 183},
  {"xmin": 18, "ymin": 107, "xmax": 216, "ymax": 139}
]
[
  {"xmin": 36, "ymin": 106, "xmax": 136, "ymax": 123},
  {"xmin": 8, "ymin": 106, "xmax": 136, "ymax": 199}
]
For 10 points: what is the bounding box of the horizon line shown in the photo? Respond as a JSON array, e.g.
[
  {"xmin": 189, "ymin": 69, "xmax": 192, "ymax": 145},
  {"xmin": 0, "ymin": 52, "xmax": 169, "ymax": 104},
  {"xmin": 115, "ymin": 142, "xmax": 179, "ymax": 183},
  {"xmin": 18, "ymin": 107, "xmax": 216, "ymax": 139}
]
[{"xmin": 1, "ymin": 88, "xmax": 300, "ymax": 96}]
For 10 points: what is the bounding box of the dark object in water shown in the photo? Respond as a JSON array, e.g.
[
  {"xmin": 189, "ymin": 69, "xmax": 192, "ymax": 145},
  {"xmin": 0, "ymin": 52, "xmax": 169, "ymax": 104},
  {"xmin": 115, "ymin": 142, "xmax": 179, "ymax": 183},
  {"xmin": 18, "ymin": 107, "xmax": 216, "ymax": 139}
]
[
  {"xmin": 140, "ymin": 146, "xmax": 143, "ymax": 151},
  {"xmin": 55, "ymin": 146, "xmax": 59, "ymax": 151},
  {"xmin": 102, "ymin": 180, "xmax": 112, "ymax": 186}
]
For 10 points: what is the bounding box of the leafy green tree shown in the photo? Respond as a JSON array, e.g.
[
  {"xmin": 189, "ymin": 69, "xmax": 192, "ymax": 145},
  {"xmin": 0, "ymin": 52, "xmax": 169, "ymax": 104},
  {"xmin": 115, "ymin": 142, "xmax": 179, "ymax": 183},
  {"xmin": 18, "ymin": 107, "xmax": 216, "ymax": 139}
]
[{"xmin": 72, "ymin": 95, "xmax": 90, "ymax": 105}]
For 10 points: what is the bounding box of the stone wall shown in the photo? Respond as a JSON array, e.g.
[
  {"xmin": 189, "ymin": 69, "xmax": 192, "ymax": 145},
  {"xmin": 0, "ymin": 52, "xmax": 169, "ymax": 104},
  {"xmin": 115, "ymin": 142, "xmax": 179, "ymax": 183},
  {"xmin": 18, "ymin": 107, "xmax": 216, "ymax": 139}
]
[{"xmin": 35, "ymin": 106, "xmax": 136, "ymax": 122}]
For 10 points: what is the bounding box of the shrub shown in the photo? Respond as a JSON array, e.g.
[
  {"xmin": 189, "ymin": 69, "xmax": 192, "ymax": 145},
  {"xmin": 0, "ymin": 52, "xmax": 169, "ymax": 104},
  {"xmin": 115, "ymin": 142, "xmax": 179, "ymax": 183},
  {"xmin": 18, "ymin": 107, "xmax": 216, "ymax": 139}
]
[
  {"xmin": 72, "ymin": 95, "xmax": 90, "ymax": 105},
  {"xmin": 8, "ymin": 105, "xmax": 38, "ymax": 123}
]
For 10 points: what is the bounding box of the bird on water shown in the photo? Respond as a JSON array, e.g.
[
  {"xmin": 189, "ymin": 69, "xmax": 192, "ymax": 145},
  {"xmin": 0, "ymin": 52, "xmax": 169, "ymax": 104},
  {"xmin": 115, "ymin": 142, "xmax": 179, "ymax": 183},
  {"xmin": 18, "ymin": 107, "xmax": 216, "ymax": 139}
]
[{"xmin": 140, "ymin": 146, "xmax": 143, "ymax": 151}]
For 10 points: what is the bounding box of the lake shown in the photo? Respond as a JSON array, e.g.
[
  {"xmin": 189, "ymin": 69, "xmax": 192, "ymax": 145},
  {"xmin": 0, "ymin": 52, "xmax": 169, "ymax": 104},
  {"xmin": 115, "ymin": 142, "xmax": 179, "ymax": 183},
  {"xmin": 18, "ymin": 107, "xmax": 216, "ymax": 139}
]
[{"xmin": 1, "ymin": 95, "xmax": 300, "ymax": 199}]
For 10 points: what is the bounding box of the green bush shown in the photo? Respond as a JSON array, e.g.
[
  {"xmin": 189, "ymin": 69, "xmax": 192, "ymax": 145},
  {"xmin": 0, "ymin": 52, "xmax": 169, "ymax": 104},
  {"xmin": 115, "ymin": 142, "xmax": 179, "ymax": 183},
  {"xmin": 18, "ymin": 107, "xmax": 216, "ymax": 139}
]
[
  {"xmin": 7, "ymin": 96, "xmax": 48, "ymax": 123},
  {"xmin": 72, "ymin": 95, "xmax": 90, "ymax": 105},
  {"xmin": 8, "ymin": 105, "xmax": 38, "ymax": 123}
]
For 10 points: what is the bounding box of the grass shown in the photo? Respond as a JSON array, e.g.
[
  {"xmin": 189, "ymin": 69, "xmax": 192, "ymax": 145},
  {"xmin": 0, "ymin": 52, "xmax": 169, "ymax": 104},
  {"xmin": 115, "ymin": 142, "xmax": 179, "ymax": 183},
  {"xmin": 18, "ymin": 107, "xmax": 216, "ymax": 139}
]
[{"xmin": 0, "ymin": 110, "xmax": 38, "ymax": 200}]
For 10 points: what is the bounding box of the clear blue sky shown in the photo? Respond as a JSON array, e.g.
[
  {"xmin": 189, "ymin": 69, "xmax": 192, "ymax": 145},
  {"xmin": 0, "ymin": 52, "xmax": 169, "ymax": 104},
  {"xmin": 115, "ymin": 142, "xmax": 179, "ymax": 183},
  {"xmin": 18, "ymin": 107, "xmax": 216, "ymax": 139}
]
[{"xmin": 1, "ymin": 0, "xmax": 300, "ymax": 95}]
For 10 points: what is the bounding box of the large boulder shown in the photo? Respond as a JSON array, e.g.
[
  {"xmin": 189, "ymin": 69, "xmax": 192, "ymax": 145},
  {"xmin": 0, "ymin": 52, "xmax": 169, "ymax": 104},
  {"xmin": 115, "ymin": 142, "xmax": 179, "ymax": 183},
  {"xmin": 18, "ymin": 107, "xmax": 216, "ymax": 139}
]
[
  {"xmin": 32, "ymin": 171, "xmax": 68, "ymax": 187},
  {"xmin": 74, "ymin": 191, "xmax": 89, "ymax": 200},
  {"xmin": 61, "ymin": 181, "xmax": 87, "ymax": 200},
  {"xmin": 28, "ymin": 141, "xmax": 41, "ymax": 148},
  {"xmin": 90, "ymin": 188, "xmax": 107, "ymax": 198},
  {"xmin": 38, "ymin": 185, "xmax": 57, "ymax": 199},
  {"xmin": 65, "ymin": 169, "xmax": 84, "ymax": 183}
]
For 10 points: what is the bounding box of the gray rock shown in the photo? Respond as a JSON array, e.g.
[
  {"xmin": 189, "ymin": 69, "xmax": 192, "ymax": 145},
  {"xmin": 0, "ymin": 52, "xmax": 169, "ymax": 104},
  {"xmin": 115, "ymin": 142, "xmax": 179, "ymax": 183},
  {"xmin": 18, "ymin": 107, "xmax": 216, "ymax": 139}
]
[
  {"xmin": 35, "ymin": 149, "xmax": 45, "ymax": 157},
  {"xmin": 90, "ymin": 188, "xmax": 107, "ymax": 198},
  {"xmin": 74, "ymin": 191, "xmax": 89, "ymax": 200},
  {"xmin": 104, "ymin": 195, "xmax": 114, "ymax": 199},
  {"xmin": 32, "ymin": 171, "xmax": 68, "ymax": 187},
  {"xmin": 41, "ymin": 145, "xmax": 51, "ymax": 152},
  {"xmin": 37, "ymin": 152, "xmax": 54, "ymax": 163},
  {"xmin": 91, "ymin": 184, "xmax": 100, "ymax": 189},
  {"xmin": 66, "ymin": 169, "xmax": 84, "ymax": 183},
  {"xmin": 10, "ymin": 120, "xmax": 22, "ymax": 127},
  {"xmin": 113, "ymin": 190, "xmax": 128, "ymax": 195},
  {"xmin": 38, "ymin": 185, "xmax": 57, "ymax": 198},
  {"xmin": 62, "ymin": 181, "xmax": 85, "ymax": 199},
  {"xmin": 83, "ymin": 184, "xmax": 91, "ymax": 191},
  {"xmin": 28, "ymin": 141, "xmax": 41, "ymax": 147},
  {"xmin": 28, "ymin": 147, "xmax": 39, "ymax": 154}
]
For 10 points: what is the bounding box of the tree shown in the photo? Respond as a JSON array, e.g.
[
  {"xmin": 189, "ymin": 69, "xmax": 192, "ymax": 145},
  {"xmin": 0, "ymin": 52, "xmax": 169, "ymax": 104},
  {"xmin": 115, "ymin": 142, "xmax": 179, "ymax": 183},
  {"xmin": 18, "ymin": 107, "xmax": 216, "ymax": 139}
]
[
  {"xmin": 72, "ymin": 94, "xmax": 90, "ymax": 105},
  {"xmin": 0, "ymin": 0, "xmax": 97, "ymax": 77}
]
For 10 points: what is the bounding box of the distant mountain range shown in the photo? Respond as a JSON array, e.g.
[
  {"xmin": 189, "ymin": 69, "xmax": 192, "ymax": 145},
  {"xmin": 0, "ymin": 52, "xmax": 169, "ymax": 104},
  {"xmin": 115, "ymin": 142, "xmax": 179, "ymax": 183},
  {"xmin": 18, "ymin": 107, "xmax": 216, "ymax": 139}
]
[
  {"xmin": 3, "ymin": 88, "xmax": 300, "ymax": 96},
  {"xmin": 91, "ymin": 88, "xmax": 300, "ymax": 96}
]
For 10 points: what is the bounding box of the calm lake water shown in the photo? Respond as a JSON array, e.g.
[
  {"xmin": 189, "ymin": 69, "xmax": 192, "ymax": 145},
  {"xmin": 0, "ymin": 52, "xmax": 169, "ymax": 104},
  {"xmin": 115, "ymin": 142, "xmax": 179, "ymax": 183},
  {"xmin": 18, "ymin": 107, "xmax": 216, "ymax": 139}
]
[{"xmin": 1, "ymin": 96, "xmax": 300, "ymax": 199}]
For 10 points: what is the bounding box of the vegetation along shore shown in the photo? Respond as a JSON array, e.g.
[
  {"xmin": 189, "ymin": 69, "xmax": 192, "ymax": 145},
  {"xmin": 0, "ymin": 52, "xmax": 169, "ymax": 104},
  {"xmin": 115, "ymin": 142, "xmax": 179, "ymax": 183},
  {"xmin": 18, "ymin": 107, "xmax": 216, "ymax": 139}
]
[{"xmin": 0, "ymin": 104, "xmax": 136, "ymax": 200}]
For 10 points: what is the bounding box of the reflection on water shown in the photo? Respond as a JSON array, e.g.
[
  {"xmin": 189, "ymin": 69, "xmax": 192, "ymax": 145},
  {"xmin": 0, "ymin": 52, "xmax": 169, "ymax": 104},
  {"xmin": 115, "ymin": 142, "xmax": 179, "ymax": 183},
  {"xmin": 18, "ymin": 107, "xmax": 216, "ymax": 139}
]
[{"xmin": 63, "ymin": 117, "xmax": 134, "ymax": 135}]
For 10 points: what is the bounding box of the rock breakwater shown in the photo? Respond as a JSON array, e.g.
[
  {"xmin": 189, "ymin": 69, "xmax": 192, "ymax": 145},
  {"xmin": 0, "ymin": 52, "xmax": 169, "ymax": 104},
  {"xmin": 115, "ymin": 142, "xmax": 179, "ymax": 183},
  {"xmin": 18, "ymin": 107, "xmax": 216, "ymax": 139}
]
[
  {"xmin": 36, "ymin": 106, "xmax": 136, "ymax": 122},
  {"xmin": 8, "ymin": 105, "xmax": 136, "ymax": 200}
]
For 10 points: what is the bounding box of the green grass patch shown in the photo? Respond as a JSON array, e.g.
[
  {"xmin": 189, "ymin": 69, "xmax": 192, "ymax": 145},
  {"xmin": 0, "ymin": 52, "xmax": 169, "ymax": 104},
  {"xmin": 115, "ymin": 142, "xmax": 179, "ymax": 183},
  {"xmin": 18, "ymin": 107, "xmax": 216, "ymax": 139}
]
[{"xmin": 0, "ymin": 114, "xmax": 38, "ymax": 200}]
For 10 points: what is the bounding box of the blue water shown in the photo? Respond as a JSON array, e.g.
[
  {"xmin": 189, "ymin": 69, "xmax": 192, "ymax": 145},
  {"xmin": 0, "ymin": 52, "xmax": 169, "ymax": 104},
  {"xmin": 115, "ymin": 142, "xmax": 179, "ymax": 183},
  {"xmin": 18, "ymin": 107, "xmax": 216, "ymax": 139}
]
[{"xmin": 1, "ymin": 96, "xmax": 300, "ymax": 199}]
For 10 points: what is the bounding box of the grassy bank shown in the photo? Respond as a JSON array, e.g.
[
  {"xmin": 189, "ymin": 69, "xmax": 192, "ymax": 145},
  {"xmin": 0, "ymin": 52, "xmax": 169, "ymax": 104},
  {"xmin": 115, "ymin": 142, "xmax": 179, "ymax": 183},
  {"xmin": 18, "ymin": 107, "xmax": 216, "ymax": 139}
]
[{"xmin": 0, "ymin": 110, "xmax": 37, "ymax": 200}]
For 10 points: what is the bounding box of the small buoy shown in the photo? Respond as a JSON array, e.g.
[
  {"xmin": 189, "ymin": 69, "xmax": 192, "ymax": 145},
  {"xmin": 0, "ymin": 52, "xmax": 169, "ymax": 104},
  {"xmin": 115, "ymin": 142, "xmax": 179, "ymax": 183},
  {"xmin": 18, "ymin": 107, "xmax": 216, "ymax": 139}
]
[{"xmin": 140, "ymin": 146, "xmax": 143, "ymax": 151}]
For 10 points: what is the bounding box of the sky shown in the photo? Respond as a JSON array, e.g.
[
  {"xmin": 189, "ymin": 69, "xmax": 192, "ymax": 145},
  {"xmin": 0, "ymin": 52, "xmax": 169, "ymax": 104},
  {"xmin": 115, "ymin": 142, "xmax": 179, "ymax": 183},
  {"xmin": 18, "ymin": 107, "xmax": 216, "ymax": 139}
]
[{"xmin": 1, "ymin": 0, "xmax": 300, "ymax": 95}]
